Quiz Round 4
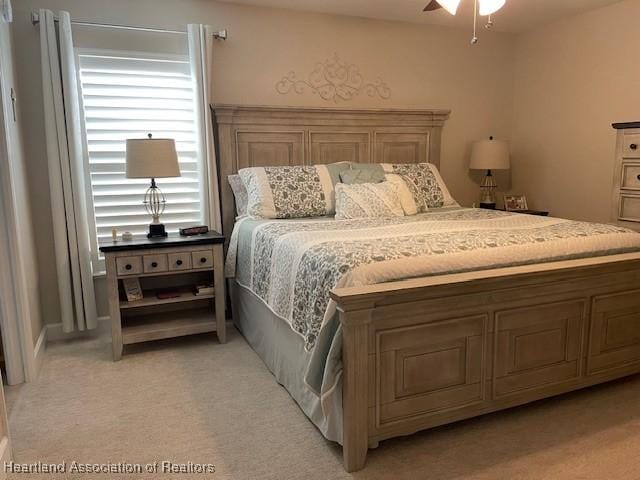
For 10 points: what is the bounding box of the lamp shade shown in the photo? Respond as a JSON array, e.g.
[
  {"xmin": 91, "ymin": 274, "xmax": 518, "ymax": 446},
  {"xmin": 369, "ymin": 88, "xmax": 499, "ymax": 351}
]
[
  {"xmin": 469, "ymin": 138, "xmax": 510, "ymax": 170},
  {"xmin": 125, "ymin": 137, "xmax": 180, "ymax": 179}
]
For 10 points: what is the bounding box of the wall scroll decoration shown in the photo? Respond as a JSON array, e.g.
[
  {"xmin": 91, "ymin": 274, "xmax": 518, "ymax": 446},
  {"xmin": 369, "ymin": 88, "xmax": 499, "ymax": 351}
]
[{"xmin": 276, "ymin": 54, "xmax": 391, "ymax": 103}]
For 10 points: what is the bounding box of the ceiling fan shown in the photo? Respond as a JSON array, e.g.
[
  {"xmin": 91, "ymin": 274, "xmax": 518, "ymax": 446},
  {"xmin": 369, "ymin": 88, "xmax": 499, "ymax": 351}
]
[
  {"xmin": 423, "ymin": 0, "xmax": 505, "ymax": 15},
  {"xmin": 423, "ymin": 0, "xmax": 507, "ymax": 43}
]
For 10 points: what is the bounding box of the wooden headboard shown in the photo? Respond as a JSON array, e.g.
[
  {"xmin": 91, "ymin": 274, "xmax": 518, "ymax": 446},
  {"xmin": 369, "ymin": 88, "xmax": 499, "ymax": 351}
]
[{"xmin": 212, "ymin": 105, "xmax": 451, "ymax": 239}]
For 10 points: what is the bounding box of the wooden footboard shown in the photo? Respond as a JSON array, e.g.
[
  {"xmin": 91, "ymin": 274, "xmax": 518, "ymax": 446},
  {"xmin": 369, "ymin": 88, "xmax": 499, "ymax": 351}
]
[{"xmin": 331, "ymin": 252, "xmax": 640, "ymax": 472}]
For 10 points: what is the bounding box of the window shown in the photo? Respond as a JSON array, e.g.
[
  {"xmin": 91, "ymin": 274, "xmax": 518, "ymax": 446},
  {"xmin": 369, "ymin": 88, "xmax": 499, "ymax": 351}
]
[{"xmin": 77, "ymin": 51, "xmax": 206, "ymax": 272}]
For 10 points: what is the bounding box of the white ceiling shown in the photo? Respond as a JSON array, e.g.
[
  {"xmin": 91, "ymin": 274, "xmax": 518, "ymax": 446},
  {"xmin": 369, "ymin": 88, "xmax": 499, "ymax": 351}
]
[{"xmin": 218, "ymin": 0, "xmax": 622, "ymax": 33}]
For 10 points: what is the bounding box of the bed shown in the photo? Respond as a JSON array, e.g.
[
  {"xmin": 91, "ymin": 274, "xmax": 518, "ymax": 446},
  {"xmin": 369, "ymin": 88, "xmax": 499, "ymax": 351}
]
[{"xmin": 214, "ymin": 105, "xmax": 640, "ymax": 472}]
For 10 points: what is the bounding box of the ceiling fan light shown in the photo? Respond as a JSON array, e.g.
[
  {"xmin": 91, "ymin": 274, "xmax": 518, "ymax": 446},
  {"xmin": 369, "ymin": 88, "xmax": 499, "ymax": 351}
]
[
  {"xmin": 479, "ymin": 0, "xmax": 506, "ymax": 16},
  {"xmin": 437, "ymin": 0, "xmax": 461, "ymax": 15}
]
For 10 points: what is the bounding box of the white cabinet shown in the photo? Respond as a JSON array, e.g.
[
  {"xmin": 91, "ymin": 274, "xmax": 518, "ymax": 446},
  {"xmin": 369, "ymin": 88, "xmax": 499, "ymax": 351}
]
[{"xmin": 612, "ymin": 122, "xmax": 640, "ymax": 230}]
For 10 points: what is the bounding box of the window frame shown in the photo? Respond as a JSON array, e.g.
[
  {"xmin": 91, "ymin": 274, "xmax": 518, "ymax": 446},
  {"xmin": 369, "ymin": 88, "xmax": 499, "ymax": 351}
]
[{"xmin": 75, "ymin": 48, "xmax": 210, "ymax": 275}]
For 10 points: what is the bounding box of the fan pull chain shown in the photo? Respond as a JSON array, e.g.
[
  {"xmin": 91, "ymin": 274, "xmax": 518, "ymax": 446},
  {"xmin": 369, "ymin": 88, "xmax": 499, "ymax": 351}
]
[
  {"xmin": 471, "ymin": 0, "xmax": 478, "ymax": 44},
  {"xmin": 486, "ymin": 14, "xmax": 494, "ymax": 29}
]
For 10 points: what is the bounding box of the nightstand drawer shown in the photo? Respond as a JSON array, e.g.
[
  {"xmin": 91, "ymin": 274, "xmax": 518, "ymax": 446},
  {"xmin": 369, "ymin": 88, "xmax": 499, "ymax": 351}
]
[
  {"xmin": 623, "ymin": 134, "xmax": 640, "ymax": 158},
  {"xmin": 143, "ymin": 254, "xmax": 168, "ymax": 273},
  {"xmin": 168, "ymin": 252, "xmax": 192, "ymax": 271},
  {"xmin": 622, "ymin": 163, "xmax": 640, "ymax": 190},
  {"xmin": 116, "ymin": 256, "xmax": 143, "ymax": 276},
  {"xmin": 192, "ymin": 250, "xmax": 213, "ymax": 269},
  {"xmin": 619, "ymin": 194, "xmax": 640, "ymax": 222}
]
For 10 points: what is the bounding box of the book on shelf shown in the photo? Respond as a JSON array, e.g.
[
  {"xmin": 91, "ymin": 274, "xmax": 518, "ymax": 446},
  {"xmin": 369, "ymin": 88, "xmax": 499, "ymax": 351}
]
[
  {"xmin": 122, "ymin": 278, "xmax": 143, "ymax": 302},
  {"xmin": 194, "ymin": 284, "xmax": 215, "ymax": 296}
]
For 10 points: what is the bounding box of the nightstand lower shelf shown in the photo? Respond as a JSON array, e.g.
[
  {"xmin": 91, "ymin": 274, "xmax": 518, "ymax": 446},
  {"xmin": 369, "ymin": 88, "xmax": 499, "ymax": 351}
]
[
  {"xmin": 122, "ymin": 308, "xmax": 216, "ymax": 345},
  {"xmin": 120, "ymin": 289, "xmax": 214, "ymax": 309}
]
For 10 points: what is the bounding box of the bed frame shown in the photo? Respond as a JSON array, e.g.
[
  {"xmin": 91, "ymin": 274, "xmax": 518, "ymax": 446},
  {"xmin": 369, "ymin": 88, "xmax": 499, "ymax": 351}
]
[{"xmin": 213, "ymin": 105, "xmax": 640, "ymax": 472}]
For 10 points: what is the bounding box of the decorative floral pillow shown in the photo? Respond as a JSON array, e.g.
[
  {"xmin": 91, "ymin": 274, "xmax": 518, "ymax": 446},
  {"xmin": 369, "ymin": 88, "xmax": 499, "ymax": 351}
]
[
  {"xmin": 228, "ymin": 174, "xmax": 248, "ymax": 217},
  {"xmin": 381, "ymin": 163, "xmax": 457, "ymax": 213},
  {"xmin": 334, "ymin": 182, "xmax": 405, "ymax": 220},
  {"xmin": 238, "ymin": 165, "xmax": 336, "ymax": 219}
]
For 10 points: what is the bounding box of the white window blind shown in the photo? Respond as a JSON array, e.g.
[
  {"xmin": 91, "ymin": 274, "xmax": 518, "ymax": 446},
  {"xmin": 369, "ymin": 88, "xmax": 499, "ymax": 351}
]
[{"xmin": 77, "ymin": 52, "xmax": 205, "ymax": 271}]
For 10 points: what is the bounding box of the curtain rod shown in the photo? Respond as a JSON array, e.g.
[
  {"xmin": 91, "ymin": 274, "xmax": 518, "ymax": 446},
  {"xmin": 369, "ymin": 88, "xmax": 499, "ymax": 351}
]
[{"xmin": 30, "ymin": 11, "xmax": 228, "ymax": 40}]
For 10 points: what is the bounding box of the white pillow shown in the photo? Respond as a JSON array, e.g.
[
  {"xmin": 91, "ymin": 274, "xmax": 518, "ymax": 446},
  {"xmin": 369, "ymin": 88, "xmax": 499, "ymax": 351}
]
[
  {"xmin": 381, "ymin": 163, "xmax": 458, "ymax": 212},
  {"xmin": 335, "ymin": 182, "xmax": 405, "ymax": 220},
  {"xmin": 228, "ymin": 174, "xmax": 248, "ymax": 217},
  {"xmin": 238, "ymin": 165, "xmax": 335, "ymax": 219},
  {"xmin": 384, "ymin": 174, "xmax": 418, "ymax": 216}
]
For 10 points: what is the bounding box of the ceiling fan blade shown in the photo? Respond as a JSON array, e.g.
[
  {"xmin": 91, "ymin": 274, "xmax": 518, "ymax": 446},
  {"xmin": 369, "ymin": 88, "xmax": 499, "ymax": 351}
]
[{"xmin": 423, "ymin": 0, "xmax": 442, "ymax": 12}]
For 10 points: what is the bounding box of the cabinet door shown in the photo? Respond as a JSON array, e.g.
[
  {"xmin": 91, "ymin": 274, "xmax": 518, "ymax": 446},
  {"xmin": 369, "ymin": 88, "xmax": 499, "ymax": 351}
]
[
  {"xmin": 494, "ymin": 300, "xmax": 586, "ymax": 398},
  {"xmin": 375, "ymin": 314, "xmax": 487, "ymax": 428},
  {"xmin": 588, "ymin": 290, "xmax": 640, "ymax": 375}
]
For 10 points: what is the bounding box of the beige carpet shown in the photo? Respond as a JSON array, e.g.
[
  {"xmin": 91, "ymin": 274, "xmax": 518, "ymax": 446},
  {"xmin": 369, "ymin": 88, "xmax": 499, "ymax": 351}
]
[{"xmin": 6, "ymin": 328, "xmax": 640, "ymax": 480}]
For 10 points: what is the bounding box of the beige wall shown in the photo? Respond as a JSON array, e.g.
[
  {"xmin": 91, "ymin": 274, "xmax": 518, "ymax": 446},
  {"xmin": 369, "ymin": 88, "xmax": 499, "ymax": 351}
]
[
  {"xmin": 511, "ymin": 0, "xmax": 640, "ymax": 222},
  {"xmin": 11, "ymin": 0, "xmax": 516, "ymax": 324},
  {"xmin": 0, "ymin": 20, "xmax": 43, "ymax": 346}
]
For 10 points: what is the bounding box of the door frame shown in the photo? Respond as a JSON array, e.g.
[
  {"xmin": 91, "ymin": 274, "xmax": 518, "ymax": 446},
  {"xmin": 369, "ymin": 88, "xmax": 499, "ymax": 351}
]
[{"xmin": 0, "ymin": 20, "xmax": 36, "ymax": 384}]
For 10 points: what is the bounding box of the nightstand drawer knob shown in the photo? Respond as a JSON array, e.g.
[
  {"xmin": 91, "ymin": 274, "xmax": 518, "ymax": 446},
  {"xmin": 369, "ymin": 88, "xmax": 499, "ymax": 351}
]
[
  {"xmin": 125, "ymin": 264, "xmax": 132, "ymax": 270},
  {"xmin": 151, "ymin": 262, "xmax": 158, "ymax": 268},
  {"xmin": 631, "ymin": 143, "xmax": 638, "ymax": 150},
  {"xmin": 176, "ymin": 260, "xmax": 183, "ymax": 266},
  {"xmin": 200, "ymin": 257, "xmax": 207, "ymax": 264},
  {"xmin": 637, "ymin": 174, "xmax": 640, "ymax": 181}
]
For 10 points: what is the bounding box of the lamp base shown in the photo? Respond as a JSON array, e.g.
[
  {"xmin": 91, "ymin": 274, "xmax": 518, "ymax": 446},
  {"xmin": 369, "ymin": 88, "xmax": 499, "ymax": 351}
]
[
  {"xmin": 479, "ymin": 169, "xmax": 498, "ymax": 210},
  {"xmin": 479, "ymin": 202, "xmax": 497, "ymax": 210},
  {"xmin": 147, "ymin": 223, "xmax": 168, "ymax": 239}
]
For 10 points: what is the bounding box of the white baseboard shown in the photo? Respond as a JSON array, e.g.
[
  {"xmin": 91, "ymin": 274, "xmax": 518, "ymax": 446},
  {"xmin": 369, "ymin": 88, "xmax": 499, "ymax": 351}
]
[
  {"xmin": 33, "ymin": 327, "xmax": 47, "ymax": 378},
  {"xmin": 45, "ymin": 316, "xmax": 110, "ymax": 343}
]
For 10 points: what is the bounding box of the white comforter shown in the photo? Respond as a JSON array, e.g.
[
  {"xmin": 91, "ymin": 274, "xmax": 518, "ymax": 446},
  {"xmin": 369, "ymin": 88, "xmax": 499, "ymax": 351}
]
[{"xmin": 227, "ymin": 208, "xmax": 640, "ymax": 354}]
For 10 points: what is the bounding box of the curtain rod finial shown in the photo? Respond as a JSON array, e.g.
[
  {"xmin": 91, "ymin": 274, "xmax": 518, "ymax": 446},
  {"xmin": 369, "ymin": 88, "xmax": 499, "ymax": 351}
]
[{"xmin": 213, "ymin": 28, "xmax": 227, "ymax": 41}]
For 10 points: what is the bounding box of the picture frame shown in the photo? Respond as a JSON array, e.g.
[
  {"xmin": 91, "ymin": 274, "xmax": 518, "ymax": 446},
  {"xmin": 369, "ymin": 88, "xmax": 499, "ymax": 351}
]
[{"xmin": 504, "ymin": 194, "xmax": 529, "ymax": 211}]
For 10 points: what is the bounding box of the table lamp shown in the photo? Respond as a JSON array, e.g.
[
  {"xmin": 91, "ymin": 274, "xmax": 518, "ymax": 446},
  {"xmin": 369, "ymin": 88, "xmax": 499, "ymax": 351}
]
[
  {"xmin": 469, "ymin": 136, "xmax": 510, "ymax": 209},
  {"xmin": 126, "ymin": 134, "xmax": 180, "ymax": 238}
]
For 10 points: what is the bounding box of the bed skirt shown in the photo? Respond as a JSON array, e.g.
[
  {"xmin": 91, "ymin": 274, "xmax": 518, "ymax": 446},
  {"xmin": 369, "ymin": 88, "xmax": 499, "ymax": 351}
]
[{"xmin": 230, "ymin": 280, "xmax": 343, "ymax": 443}]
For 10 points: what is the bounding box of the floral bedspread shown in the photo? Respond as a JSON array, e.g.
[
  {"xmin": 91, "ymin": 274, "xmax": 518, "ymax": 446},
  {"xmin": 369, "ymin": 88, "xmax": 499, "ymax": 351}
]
[{"xmin": 226, "ymin": 208, "xmax": 640, "ymax": 351}]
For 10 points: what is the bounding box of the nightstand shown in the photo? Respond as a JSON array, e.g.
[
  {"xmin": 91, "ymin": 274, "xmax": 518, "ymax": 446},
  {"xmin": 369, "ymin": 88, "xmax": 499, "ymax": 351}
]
[
  {"xmin": 501, "ymin": 209, "xmax": 549, "ymax": 216},
  {"xmin": 99, "ymin": 232, "xmax": 226, "ymax": 361}
]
